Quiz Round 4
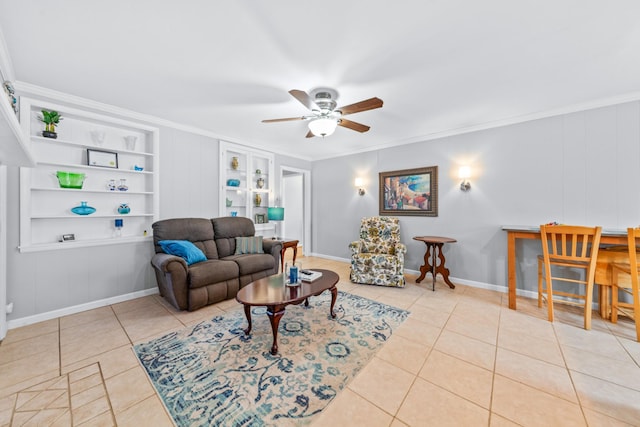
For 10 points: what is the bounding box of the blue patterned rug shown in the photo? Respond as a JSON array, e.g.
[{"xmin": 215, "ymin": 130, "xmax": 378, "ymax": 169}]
[{"xmin": 134, "ymin": 290, "xmax": 409, "ymax": 426}]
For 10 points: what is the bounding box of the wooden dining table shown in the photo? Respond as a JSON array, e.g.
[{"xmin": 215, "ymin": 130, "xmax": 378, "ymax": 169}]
[{"xmin": 503, "ymin": 225, "xmax": 632, "ymax": 318}]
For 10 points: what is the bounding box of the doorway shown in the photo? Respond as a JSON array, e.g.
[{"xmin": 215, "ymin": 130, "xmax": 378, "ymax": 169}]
[{"xmin": 280, "ymin": 166, "xmax": 311, "ymax": 255}]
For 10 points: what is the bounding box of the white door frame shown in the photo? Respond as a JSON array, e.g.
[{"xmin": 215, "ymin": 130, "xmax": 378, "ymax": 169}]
[{"xmin": 279, "ymin": 166, "xmax": 311, "ymax": 254}]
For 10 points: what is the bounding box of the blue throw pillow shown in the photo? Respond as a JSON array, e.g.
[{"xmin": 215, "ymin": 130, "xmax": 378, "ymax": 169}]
[{"xmin": 158, "ymin": 240, "xmax": 207, "ymax": 265}]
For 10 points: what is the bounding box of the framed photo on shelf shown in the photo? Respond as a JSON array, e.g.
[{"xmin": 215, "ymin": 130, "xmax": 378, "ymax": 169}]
[
  {"xmin": 379, "ymin": 166, "xmax": 438, "ymax": 217},
  {"xmin": 87, "ymin": 149, "xmax": 118, "ymax": 169},
  {"xmin": 255, "ymin": 213, "xmax": 266, "ymax": 224}
]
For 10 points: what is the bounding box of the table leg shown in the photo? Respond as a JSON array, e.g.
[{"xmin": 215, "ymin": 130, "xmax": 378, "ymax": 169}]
[
  {"xmin": 507, "ymin": 232, "xmax": 517, "ymax": 309},
  {"xmin": 292, "ymin": 245, "xmax": 298, "ymax": 266},
  {"xmin": 266, "ymin": 305, "xmax": 285, "ymax": 355},
  {"xmin": 242, "ymin": 304, "xmax": 252, "ymax": 335},
  {"xmin": 416, "ymin": 243, "xmax": 434, "ymax": 284},
  {"xmin": 329, "ymin": 286, "xmax": 337, "ymax": 318},
  {"xmin": 430, "ymin": 243, "xmax": 438, "ymax": 291},
  {"xmin": 435, "ymin": 243, "xmax": 456, "ymax": 289}
]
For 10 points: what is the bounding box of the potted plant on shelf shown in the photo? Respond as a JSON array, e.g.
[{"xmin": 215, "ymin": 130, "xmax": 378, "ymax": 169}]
[{"xmin": 39, "ymin": 109, "xmax": 63, "ymax": 138}]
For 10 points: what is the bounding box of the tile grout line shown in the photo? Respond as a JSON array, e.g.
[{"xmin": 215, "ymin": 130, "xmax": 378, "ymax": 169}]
[
  {"xmin": 66, "ymin": 367, "xmax": 73, "ymax": 427},
  {"xmin": 487, "ymin": 296, "xmax": 502, "ymax": 427},
  {"xmin": 58, "ymin": 317, "xmax": 62, "ymax": 377},
  {"xmin": 552, "ymin": 321, "xmax": 589, "ymax": 426}
]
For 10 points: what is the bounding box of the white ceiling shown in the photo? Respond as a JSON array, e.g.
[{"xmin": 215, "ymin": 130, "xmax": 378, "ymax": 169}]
[{"xmin": 1, "ymin": 1, "xmax": 640, "ymax": 160}]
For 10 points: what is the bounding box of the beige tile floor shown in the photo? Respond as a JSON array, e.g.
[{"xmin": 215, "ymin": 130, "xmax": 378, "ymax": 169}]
[{"xmin": 1, "ymin": 255, "xmax": 640, "ymax": 426}]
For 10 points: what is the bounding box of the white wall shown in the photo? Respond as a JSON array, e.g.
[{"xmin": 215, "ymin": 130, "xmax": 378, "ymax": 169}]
[
  {"xmin": 312, "ymin": 101, "xmax": 640, "ymax": 293},
  {"xmin": 283, "ymin": 173, "xmax": 304, "ymax": 246}
]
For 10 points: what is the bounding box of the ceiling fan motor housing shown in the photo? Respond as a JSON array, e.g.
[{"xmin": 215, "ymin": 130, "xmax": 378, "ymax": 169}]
[{"xmin": 314, "ymin": 91, "xmax": 337, "ymax": 114}]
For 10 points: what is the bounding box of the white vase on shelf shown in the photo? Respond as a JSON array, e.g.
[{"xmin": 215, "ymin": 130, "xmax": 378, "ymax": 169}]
[{"xmin": 124, "ymin": 135, "xmax": 137, "ymax": 150}]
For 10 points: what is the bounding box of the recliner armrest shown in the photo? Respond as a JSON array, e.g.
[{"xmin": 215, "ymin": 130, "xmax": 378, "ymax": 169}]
[
  {"xmin": 262, "ymin": 239, "xmax": 282, "ymax": 265},
  {"xmin": 151, "ymin": 252, "xmax": 187, "ymax": 273}
]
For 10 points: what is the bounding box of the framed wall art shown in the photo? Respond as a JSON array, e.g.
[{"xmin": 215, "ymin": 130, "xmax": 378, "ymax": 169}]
[
  {"xmin": 379, "ymin": 166, "xmax": 438, "ymax": 216},
  {"xmin": 87, "ymin": 149, "xmax": 118, "ymax": 169},
  {"xmin": 255, "ymin": 213, "xmax": 266, "ymax": 224}
]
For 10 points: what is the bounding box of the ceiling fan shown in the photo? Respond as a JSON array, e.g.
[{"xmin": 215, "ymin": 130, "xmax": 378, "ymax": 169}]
[{"xmin": 262, "ymin": 88, "xmax": 383, "ymax": 138}]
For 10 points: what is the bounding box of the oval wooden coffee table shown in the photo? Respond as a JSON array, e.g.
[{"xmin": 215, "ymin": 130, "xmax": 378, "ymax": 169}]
[{"xmin": 236, "ymin": 269, "xmax": 339, "ymax": 355}]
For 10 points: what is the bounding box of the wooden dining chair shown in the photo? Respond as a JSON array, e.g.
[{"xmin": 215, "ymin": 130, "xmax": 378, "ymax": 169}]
[
  {"xmin": 610, "ymin": 227, "xmax": 640, "ymax": 341},
  {"xmin": 538, "ymin": 224, "xmax": 602, "ymax": 330}
]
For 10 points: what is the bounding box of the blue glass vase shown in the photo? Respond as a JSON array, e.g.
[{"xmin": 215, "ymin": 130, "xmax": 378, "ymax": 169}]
[{"xmin": 71, "ymin": 201, "xmax": 96, "ymax": 215}]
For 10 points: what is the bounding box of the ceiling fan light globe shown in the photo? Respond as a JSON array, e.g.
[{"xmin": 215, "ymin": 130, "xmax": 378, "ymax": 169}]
[{"xmin": 308, "ymin": 118, "xmax": 337, "ymax": 137}]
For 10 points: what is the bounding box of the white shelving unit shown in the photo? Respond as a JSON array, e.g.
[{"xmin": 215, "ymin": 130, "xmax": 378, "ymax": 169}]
[
  {"xmin": 219, "ymin": 141, "xmax": 274, "ymax": 234},
  {"xmin": 18, "ymin": 97, "xmax": 159, "ymax": 252}
]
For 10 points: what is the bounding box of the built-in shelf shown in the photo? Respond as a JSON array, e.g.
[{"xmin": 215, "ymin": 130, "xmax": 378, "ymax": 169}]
[
  {"xmin": 31, "ymin": 214, "xmax": 154, "ymax": 219},
  {"xmin": 31, "ymin": 187, "xmax": 154, "ymax": 195},
  {"xmin": 19, "ymin": 97, "xmax": 159, "ymax": 252},
  {"xmin": 38, "ymin": 161, "xmax": 153, "ymax": 174},
  {"xmin": 32, "ymin": 135, "xmax": 155, "ymax": 157},
  {"xmin": 219, "ymin": 141, "xmax": 274, "ymax": 231},
  {"xmin": 18, "ymin": 235, "xmax": 153, "ymax": 253}
]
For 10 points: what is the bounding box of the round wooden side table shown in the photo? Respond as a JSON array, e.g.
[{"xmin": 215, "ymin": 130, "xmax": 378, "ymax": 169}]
[{"xmin": 413, "ymin": 236, "xmax": 457, "ymax": 291}]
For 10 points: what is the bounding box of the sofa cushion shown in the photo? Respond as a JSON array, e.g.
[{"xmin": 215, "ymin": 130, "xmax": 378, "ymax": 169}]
[
  {"xmin": 188, "ymin": 259, "xmax": 239, "ymax": 289},
  {"xmin": 158, "ymin": 240, "xmax": 207, "ymax": 265},
  {"xmin": 153, "ymin": 218, "xmax": 219, "ymax": 259},
  {"xmin": 234, "ymin": 236, "xmax": 264, "ymax": 254},
  {"xmin": 213, "ymin": 217, "xmax": 256, "ymax": 257},
  {"xmin": 222, "ymin": 253, "xmax": 275, "ymax": 276}
]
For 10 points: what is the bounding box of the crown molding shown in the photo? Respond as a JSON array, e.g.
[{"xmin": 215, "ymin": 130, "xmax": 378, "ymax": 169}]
[{"xmin": 313, "ymin": 91, "xmax": 640, "ymax": 161}]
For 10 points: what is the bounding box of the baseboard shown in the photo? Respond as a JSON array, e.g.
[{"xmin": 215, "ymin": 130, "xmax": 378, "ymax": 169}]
[
  {"xmin": 7, "ymin": 288, "xmax": 159, "ymax": 330},
  {"xmin": 306, "ymin": 252, "xmax": 539, "ymax": 299}
]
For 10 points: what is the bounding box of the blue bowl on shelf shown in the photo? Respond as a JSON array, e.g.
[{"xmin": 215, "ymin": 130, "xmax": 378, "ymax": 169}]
[{"xmin": 227, "ymin": 179, "xmax": 240, "ymax": 187}]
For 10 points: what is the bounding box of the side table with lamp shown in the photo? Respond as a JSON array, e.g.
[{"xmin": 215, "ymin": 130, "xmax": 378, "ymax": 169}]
[{"xmin": 268, "ymin": 206, "xmax": 300, "ymax": 272}]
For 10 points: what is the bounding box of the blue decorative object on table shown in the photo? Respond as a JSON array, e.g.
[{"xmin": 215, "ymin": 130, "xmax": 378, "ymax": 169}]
[
  {"xmin": 289, "ymin": 265, "xmax": 298, "ymax": 284},
  {"xmin": 117, "ymin": 203, "xmax": 130, "ymax": 214},
  {"xmin": 71, "ymin": 201, "xmax": 95, "ymax": 215},
  {"xmin": 227, "ymin": 179, "xmax": 240, "ymax": 187}
]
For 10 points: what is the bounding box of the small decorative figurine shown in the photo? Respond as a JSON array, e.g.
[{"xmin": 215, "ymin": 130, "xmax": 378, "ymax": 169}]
[{"xmin": 117, "ymin": 203, "xmax": 130, "ymax": 214}]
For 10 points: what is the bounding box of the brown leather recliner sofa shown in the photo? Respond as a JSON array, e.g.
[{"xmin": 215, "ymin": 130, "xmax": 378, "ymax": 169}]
[{"xmin": 151, "ymin": 217, "xmax": 283, "ymax": 311}]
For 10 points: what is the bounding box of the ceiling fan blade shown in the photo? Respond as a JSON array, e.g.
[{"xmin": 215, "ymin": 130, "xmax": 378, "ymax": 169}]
[
  {"xmin": 305, "ymin": 130, "xmax": 315, "ymax": 138},
  {"xmin": 337, "ymin": 97, "xmax": 383, "ymax": 116},
  {"xmin": 338, "ymin": 118, "xmax": 370, "ymax": 133},
  {"xmin": 289, "ymin": 89, "xmax": 319, "ymax": 111},
  {"xmin": 262, "ymin": 117, "xmax": 306, "ymax": 123}
]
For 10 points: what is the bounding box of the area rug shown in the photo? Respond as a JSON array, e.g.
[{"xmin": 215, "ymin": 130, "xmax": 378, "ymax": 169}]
[{"xmin": 134, "ymin": 290, "xmax": 409, "ymax": 427}]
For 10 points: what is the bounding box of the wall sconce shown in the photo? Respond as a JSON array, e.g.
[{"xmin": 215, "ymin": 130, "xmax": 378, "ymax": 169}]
[
  {"xmin": 458, "ymin": 166, "xmax": 471, "ymax": 191},
  {"xmin": 354, "ymin": 178, "xmax": 365, "ymax": 196}
]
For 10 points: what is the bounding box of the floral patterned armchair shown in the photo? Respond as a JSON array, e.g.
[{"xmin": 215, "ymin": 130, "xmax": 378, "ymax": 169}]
[{"xmin": 349, "ymin": 216, "xmax": 407, "ymax": 287}]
